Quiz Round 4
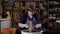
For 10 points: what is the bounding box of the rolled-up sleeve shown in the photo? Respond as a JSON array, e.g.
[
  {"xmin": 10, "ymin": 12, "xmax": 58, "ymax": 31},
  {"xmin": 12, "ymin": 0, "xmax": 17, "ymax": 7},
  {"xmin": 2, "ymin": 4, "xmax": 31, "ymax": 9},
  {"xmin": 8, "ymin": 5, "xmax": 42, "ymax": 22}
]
[
  {"xmin": 19, "ymin": 13, "xmax": 27, "ymax": 24},
  {"xmin": 19, "ymin": 15, "xmax": 25, "ymax": 23},
  {"xmin": 34, "ymin": 14, "xmax": 41, "ymax": 24},
  {"xmin": 35, "ymin": 16, "xmax": 41, "ymax": 23}
]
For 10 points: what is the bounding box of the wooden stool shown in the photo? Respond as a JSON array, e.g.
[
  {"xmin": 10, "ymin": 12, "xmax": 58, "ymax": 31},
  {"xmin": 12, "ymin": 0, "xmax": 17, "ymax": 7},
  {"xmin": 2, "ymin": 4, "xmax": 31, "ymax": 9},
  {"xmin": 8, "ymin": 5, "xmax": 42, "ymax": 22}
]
[{"xmin": 3, "ymin": 28, "xmax": 16, "ymax": 34}]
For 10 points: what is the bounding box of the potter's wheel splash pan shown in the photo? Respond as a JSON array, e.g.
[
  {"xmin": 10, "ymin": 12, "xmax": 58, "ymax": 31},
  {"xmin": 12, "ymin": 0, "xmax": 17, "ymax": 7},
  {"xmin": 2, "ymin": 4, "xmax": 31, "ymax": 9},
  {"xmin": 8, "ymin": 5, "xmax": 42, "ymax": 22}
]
[{"xmin": 21, "ymin": 30, "xmax": 43, "ymax": 34}]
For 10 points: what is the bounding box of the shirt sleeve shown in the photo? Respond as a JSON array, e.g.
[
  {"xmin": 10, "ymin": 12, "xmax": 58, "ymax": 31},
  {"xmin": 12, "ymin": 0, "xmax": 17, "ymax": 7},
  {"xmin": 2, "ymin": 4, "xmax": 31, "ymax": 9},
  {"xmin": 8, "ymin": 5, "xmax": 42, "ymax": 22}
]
[
  {"xmin": 19, "ymin": 15, "xmax": 24, "ymax": 23},
  {"xmin": 19, "ymin": 12, "xmax": 27, "ymax": 24},
  {"xmin": 33, "ymin": 13, "xmax": 41, "ymax": 24}
]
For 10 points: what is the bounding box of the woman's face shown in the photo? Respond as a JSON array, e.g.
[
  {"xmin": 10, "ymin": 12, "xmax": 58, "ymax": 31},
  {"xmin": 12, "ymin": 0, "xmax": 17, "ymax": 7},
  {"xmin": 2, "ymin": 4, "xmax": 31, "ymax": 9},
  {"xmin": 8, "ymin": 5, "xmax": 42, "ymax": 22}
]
[{"xmin": 28, "ymin": 11, "xmax": 34, "ymax": 16}]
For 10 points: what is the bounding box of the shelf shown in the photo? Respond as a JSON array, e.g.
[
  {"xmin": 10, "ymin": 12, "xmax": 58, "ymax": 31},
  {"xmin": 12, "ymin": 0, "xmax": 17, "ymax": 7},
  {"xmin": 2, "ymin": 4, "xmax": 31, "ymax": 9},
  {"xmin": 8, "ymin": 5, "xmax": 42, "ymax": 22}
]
[
  {"xmin": 49, "ymin": 1, "xmax": 60, "ymax": 5},
  {"xmin": 49, "ymin": 0, "xmax": 60, "ymax": 18},
  {"xmin": 14, "ymin": 0, "xmax": 40, "ymax": 2},
  {"xmin": 14, "ymin": 0, "xmax": 47, "ymax": 2}
]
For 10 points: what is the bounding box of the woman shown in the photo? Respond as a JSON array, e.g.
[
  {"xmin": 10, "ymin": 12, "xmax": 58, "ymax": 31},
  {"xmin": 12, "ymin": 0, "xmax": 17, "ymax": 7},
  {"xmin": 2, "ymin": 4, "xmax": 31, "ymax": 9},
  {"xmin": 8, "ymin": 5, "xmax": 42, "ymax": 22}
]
[{"xmin": 16, "ymin": 6, "xmax": 41, "ymax": 34}]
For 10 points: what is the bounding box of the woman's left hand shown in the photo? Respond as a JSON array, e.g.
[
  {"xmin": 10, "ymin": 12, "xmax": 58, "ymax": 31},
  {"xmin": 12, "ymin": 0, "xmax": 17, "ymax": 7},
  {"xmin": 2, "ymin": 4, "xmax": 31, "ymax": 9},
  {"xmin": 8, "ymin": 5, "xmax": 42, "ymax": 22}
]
[
  {"xmin": 24, "ymin": 24, "xmax": 29, "ymax": 28},
  {"xmin": 35, "ymin": 24, "xmax": 41, "ymax": 28}
]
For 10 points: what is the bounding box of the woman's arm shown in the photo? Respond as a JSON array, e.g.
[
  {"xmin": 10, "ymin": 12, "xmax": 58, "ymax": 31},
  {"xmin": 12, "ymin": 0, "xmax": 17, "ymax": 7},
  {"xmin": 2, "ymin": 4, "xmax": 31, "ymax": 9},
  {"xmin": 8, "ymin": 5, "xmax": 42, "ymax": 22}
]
[
  {"xmin": 18, "ymin": 12, "xmax": 29, "ymax": 28},
  {"xmin": 18, "ymin": 23, "xmax": 29, "ymax": 28},
  {"xmin": 18, "ymin": 23, "xmax": 25, "ymax": 28}
]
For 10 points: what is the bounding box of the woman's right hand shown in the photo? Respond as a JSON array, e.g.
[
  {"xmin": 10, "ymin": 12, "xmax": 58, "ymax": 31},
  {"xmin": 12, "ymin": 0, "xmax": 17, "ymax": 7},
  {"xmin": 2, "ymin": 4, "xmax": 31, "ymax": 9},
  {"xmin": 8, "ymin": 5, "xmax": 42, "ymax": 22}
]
[
  {"xmin": 18, "ymin": 23, "xmax": 29, "ymax": 28},
  {"xmin": 18, "ymin": 23, "xmax": 25, "ymax": 28},
  {"xmin": 24, "ymin": 24, "xmax": 29, "ymax": 28}
]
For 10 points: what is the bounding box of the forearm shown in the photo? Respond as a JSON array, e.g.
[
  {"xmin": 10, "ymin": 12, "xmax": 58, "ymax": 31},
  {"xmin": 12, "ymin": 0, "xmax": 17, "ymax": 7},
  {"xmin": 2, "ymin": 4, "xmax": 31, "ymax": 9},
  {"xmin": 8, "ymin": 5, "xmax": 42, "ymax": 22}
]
[
  {"xmin": 18, "ymin": 23, "xmax": 25, "ymax": 28},
  {"xmin": 35, "ymin": 23, "xmax": 42, "ymax": 28},
  {"xmin": 18, "ymin": 23, "xmax": 29, "ymax": 28}
]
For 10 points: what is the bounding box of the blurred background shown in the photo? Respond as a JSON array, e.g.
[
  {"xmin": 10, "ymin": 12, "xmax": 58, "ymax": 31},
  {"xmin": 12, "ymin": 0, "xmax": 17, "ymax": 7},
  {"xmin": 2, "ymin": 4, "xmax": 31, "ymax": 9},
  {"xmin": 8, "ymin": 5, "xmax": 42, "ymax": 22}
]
[{"xmin": 0, "ymin": 0, "xmax": 60, "ymax": 34}]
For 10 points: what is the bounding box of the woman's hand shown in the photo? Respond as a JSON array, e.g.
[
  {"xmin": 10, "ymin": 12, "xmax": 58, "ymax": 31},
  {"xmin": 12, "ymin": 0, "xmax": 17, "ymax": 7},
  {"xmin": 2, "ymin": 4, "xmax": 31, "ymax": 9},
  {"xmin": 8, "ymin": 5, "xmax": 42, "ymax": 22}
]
[
  {"xmin": 35, "ymin": 24, "xmax": 41, "ymax": 28},
  {"xmin": 18, "ymin": 23, "xmax": 25, "ymax": 28},
  {"xmin": 24, "ymin": 24, "xmax": 29, "ymax": 28},
  {"xmin": 18, "ymin": 23, "xmax": 29, "ymax": 28}
]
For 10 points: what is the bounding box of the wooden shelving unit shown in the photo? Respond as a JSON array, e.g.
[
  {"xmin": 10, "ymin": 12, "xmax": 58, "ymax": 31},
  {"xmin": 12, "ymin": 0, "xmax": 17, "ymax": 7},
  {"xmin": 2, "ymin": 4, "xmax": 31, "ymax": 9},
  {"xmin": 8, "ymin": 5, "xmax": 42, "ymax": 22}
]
[
  {"xmin": 49, "ymin": 0, "xmax": 60, "ymax": 17},
  {"xmin": 48, "ymin": 0, "xmax": 60, "ymax": 33}
]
